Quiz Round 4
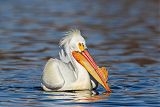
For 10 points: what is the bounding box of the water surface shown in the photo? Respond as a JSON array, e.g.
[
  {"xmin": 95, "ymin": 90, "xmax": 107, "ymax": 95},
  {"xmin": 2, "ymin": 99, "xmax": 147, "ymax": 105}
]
[{"xmin": 0, "ymin": 0, "xmax": 160, "ymax": 107}]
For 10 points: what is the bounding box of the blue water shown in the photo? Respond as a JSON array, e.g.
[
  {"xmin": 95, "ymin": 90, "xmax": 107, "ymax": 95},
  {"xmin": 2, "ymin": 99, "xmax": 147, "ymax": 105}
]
[{"xmin": 0, "ymin": 0, "xmax": 160, "ymax": 107}]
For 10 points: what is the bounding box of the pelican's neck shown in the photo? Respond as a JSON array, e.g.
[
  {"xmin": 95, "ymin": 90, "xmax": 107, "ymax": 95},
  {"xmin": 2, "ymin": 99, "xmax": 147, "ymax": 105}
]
[
  {"xmin": 61, "ymin": 47, "xmax": 90, "ymax": 80},
  {"xmin": 68, "ymin": 53, "xmax": 92, "ymax": 90}
]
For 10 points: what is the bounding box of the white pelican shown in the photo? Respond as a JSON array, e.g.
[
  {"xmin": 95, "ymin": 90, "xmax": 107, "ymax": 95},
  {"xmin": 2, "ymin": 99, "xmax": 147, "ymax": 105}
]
[{"xmin": 41, "ymin": 29, "xmax": 111, "ymax": 92}]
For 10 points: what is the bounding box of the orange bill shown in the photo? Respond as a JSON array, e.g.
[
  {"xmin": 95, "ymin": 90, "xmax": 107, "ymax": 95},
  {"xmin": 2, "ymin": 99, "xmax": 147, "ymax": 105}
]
[
  {"xmin": 72, "ymin": 50, "xmax": 111, "ymax": 92},
  {"xmin": 99, "ymin": 67, "xmax": 108, "ymax": 82}
]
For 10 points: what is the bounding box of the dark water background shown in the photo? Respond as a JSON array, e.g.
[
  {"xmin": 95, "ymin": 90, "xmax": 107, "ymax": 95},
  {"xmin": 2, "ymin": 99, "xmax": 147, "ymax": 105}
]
[{"xmin": 0, "ymin": 0, "xmax": 160, "ymax": 107}]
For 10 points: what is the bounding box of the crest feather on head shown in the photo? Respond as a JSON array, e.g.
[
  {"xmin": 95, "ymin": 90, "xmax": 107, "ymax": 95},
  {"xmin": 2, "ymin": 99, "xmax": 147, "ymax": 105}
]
[{"xmin": 59, "ymin": 29, "xmax": 81, "ymax": 47}]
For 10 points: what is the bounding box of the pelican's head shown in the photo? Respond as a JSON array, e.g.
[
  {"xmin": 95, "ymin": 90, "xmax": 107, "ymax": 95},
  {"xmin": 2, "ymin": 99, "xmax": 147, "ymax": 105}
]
[
  {"xmin": 60, "ymin": 29, "xmax": 86, "ymax": 53},
  {"xmin": 60, "ymin": 29, "xmax": 111, "ymax": 92}
]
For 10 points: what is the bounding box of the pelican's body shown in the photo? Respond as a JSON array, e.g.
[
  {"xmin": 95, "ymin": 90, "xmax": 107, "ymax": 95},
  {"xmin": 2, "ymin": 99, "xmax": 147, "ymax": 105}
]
[
  {"xmin": 42, "ymin": 58, "xmax": 96, "ymax": 91},
  {"xmin": 41, "ymin": 29, "xmax": 111, "ymax": 92}
]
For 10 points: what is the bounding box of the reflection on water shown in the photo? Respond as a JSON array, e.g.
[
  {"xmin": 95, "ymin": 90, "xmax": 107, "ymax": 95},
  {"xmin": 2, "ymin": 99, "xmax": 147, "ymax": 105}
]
[
  {"xmin": 43, "ymin": 90, "xmax": 106, "ymax": 103},
  {"xmin": 0, "ymin": 0, "xmax": 159, "ymax": 107}
]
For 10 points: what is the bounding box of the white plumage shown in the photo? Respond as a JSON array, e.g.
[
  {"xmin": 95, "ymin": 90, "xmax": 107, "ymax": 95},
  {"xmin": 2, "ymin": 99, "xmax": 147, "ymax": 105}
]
[{"xmin": 41, "ymin": 29, "xmax": 98, "ymax": 91}]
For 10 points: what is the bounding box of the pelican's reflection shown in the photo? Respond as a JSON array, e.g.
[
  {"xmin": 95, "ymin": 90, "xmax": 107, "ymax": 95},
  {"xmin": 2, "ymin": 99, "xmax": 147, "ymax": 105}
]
[{"xmin": 43, "ymin": 90, "xmax": 110, "ymax": 103}]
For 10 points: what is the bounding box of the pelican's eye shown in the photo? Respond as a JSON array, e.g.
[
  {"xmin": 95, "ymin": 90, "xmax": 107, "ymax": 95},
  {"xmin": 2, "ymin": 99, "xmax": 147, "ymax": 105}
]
[{"xmin": 78, "ymin": 43, "xmax": 85, "ymax": 52}]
